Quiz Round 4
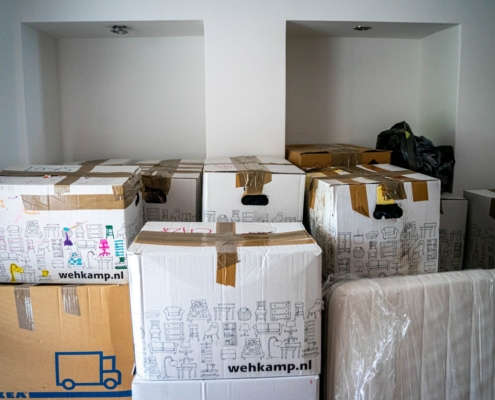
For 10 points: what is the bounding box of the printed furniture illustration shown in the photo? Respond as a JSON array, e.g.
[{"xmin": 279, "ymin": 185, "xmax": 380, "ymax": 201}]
[
  {"xmin": 241, "ymin": 338, "xmax": 265, "ymax": 360},
  {"xmin": 214, "ymin": 303, "xmax": 235, "ymax": 320},
  {"xmin": 338, "ymin": 233, "xmax": 351, "ymax": 254},
  {"xmin": 187, "ymin": 300, "xmax": 211, "ymax": 323},
  {"xmin": 381, "ymin": 241, "xmax": 398, "ymax": 258},
  {"xmin": 148, "ymin": 341, "xmax": 177, "ymax": 355},
  {"xmin": 254, "ymin": 323, "xmax": 281, "ymax": 336},
  {"xmin": 164, "ymin": 307, "xmax": 184, "ymax": 321},
  {"xmin": 221, "ymin": 349, "xmax": 236, "ymax": 360},
  {"xmin": 421, "ymin": 222, "xmax": 437, "ymax": 238},
  {"xmin": 164, "ymin": 322, "xmax": 184, "ymax": 341},
  {"xmin": 255, "ymin": 301, "xmax": 267, "ymax": 321},
  {"xmin": 270, "ymin": 301, "xmax": 291, "ymax": 321},
  {"xmin": 367, "ymin": 260, "xmax": 389, "ymax": 270},
  {"xmin": 382, "ymin": 227, "xmax": 399, "ymax": 240}
]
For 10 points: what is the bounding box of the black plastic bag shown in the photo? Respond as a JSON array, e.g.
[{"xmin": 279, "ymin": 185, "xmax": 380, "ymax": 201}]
[{"xmin": 376, "ymin": 121, "xmax": 455, "ymax": 193}]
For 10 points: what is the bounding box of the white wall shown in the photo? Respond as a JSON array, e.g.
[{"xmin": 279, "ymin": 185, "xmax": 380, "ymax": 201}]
[
  {"xmin": 58, "ymin": 36, "xmax": 206, "ymax": 161},
  {"xmin": 0, "ymin": 0, "xmax": 21, "ymax": 170},
  {"xmin": 418, "ymin": 26, "xmax": 461, "ymax": 146},
  {"xmin": 2, "ymin": 0, "xmax": 495, "ymax": 194},
  {"xmin": 21, "ymin": 24, "xmax": 62, "ymax": 164},
  {"xmin": 286, "ymin": 37, "xmax": 420, "ymax": 147}
]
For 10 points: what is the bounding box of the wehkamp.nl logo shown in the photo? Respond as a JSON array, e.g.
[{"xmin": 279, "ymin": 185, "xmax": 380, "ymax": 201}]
[{"xmin": 228, "ymin": 359, "xmax": 312, "ymax": 374}]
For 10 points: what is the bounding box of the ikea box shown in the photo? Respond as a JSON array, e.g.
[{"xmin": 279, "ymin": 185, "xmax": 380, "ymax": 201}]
[
  {"xmin": 439, "ymin": 194, "xmax": 468, "ymax": 271},
  {"xmin": 0, "ymin": 284, "xmax": 134, "ymax": 399},
  {"xmin": 62, "ymin": 159, "xmax": 133, "ymax": 166},
  {"xmin": 464, "ymin": 189, "xmax": 495, "ymax": 269},
  {"xmin": 203, "ymin": 157, "xmax": 305, "ymax": 223},
  {"xmin": 128, "ymin": 222, "xmax": 322, "ymax": 380},
  {"xmin": 0, "ymin": 165, "xmax": 143, "ymax": 284},
  {"xmin": 136, "ymin": 160, "xmax": 203, "ymax": 223},
  {"xmin": 286, "ymin": 143, "xmax": 391, "ymax": 169},
  {"xmin": 308, "ymin": 164, "xmax": 441, "ymax": 278},
  {"xmin": 132, "ymin": 375, "xmax": 319, "ymax": 400}
]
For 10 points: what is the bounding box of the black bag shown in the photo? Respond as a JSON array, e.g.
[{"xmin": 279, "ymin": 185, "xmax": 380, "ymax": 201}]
[{"xmin": 376, "ymin": 121, "xmax": 455, "ymax": 193}]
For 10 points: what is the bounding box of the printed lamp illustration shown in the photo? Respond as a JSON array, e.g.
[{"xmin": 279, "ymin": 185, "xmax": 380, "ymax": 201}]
[{"xmin": 55, "ymin": 351, "xmax": 122, "ymax": 390}]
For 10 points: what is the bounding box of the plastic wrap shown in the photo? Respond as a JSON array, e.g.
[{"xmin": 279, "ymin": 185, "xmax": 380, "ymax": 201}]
[{"xmin": 322, "ymin": 270, "xmax": 495, "ymax": 400}]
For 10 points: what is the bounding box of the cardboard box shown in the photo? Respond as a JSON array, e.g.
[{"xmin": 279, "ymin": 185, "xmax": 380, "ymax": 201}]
[
  {"xmin": 286, "ymin": 143, "xmax": 391, "ymax": 169},
  {"xmin": 439, "ymin": 194, "xmax": 468, "ymax": 271},
  {"xmin": 323, "ymin": 270, "xmax": 495, "ymax": 400},
  {"xmin": 132, "ymin": 375, "xmax": 319, "ymax": 400},
  {"xmin": 136, "ymin": 160, "xmax": 203, "ymax": 223},
  {"xmin": 0, "ymin": 284, "xmax": 134, "ymax": 399},
  {"xmin": 308, "ymin": 164, "xmax": 441, "ymax": 278},
  {"xmin": 203, "ymin": 157, "xmax": 305, "ymax": 223},
  {"xmin": 62, "ymin": 159, "xmax": 132, "ymax": 166},
  {"xmin": 204, "ymin": 156, "xmax": 291, "ymax": 165},
  {"xmin": 0, "ymin": 165, "xmax": 143, "ymax": 284},
  {"xmin": 464, "ymin": 189, "xmax": 495, "ymax": 269},
  {"xmin": 128, "ymin": 222, "xmax": 322, "ymax": 380}
]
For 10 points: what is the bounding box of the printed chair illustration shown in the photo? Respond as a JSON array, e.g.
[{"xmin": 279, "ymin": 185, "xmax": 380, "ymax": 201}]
[
  {"xmin": 203, "ymin": 322, "xmax": 220, "ymax": 342},
  {"xmin": 307, "ymin": 299, "xmax": 322, "ymax": 319},
  {"xmin": 164, "ymin": 307, "xmax": 184, "ymax": 321}
]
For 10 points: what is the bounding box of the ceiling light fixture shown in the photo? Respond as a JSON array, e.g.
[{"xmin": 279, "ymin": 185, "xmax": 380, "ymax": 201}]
[
  {"xmin": 111, "ymin": 25, "xmax": 129, "ymax": 35},
  {"xmin": 353, "ymin": 25, "xmax": 372, "ymax": 31}
]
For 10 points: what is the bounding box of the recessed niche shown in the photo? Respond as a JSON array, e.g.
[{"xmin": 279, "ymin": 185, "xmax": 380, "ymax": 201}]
[
  {"xmin": 286, "ymin": 21, "xmax": 460, "ymax": 149},
  {"xmin": 21, "ymin": 20, "xmax": 206, "ymax": 163}
]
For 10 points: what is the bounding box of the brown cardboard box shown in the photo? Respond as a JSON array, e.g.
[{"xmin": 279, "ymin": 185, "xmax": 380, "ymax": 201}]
[
  {"xmin": 286, "ymin": 144, "xmax": 391, "ymax": 169},
  {"xmin": 0, "ymin": 284, "xmax": 133, "ymax": 399}
]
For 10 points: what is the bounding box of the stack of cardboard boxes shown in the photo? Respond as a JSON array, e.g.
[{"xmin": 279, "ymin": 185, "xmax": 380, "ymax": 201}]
[
  {"xmin": 0, "ymin": 148, "xmax": 489, "ymax": 399},
  {"xmin": 0, "ymin": 164, "xmax": 143, "ymax": 398}
]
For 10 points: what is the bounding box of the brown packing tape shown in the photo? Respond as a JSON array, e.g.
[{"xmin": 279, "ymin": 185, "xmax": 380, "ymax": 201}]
[
  {"xmin": 349, "ymin": 185, "xmax": 370, "ymax": 217},
  {"xmin": 14, "ymin": 284, "xmax": 35, "ymax": 331},
  {"xmin": 216, "ymin": 222, "xmax": 238, "ymax": 287},
  {"xmin": 233, "ymin": 163, "xmax": 272, "ymax": 196},
  {"xmin": 134, "ymin": 228, "xmax": 315, "ymax": 288},
  {"xmin": 79, "ymin": 159, "xmax": 109, "ymax": 166},
  {"xmin": 2, "ymin": 168, "xmax": 141, "ymax": 210},
  {"xmin": 21, "ymin": 193, "xmax": 130, "ymax": 211},
  {"xmin": 61, "ymin": 285, "xmax": 81, "ymax": 316},
  {"xmin": 142, "ymin": 160, "xmax": 202, "ymax": 196},
  {"xmin": 230, "ymin": 156, "xmax": 263, "ymax": 164}
]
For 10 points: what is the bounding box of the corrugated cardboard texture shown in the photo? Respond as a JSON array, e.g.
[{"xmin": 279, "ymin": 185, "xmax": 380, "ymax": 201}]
[
  {"xmin": 0, "ymin": 284, "xmax": 134, "ymax": 398},
  {"xmin": 134, "ymin": 226, "xmax": 315, "ymax": 288},
  {"xmin": 286, "ymin": 144, "xmax": 391, "ymax": 168}
]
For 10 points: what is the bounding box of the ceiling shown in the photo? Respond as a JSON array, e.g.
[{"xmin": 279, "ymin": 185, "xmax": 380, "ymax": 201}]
[
  {"xmin": 286, "ymin": 21, "xmax": 458, "ymax": 39},
  {"xmin": 25, "ymin": 20, "xmax": 204, "ymax": 39}
]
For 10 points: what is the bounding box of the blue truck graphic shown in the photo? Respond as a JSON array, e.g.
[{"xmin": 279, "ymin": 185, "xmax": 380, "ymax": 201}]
[{"xmin": 55, "ymin": 352, "xmax": 122, "ymax": 391}]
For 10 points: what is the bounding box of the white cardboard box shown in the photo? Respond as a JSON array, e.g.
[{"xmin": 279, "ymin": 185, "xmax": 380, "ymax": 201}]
[
  {"xmin": 136, "ymin": 160, "xmax": 203, "ymax": 223},
  {"xmin": 128, "ymin": 222, "xmax": 322, "ymax": 380},
  {"xmin": 0, "ymin": 165, "xmax": 143, "ymax": 284},
  {"xmin": 204, "ymin": 156, "xmax": 291, "ymax": 165},
  {"xmin": 308, "ymin": 164, "xmax": 441, "ymax": 278},
  {"xmin": 464, "ymin": 189, "xmax": 495, "ymax": 269},
  {"xmin": 62, "ymin": 159, "xmax": 132, "ymax": 166},
  {"xmin": 203, "ymin": 158, "xmax": 305, "ymax": 223},
  {"xmin": 439, "ymin": 194, "xmax": 468, "ymax": 271},
  {"xmin": 132, "ymin": 375, "xmax": 319, "ymax": 400}
]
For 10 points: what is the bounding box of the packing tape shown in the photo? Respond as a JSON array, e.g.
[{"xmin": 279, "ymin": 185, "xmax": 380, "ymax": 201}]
[
  {"xmin": 307, "ymin": 167, "xmax": 427, "ymax": 216},
  {"xmin": 142, "ymin": 160, "xmax": 202, "ymax": 196},
  {"xmin": 134, "ymin": 227, "xmax": 315, "ymax": 287},
  {"xmin": 1, "ymin": 168, "xmax": 141, "ymax": 210},
  {"xmin": 230, "ymin": 156, "xmax": 263, "ymax": 164},
  {"xmin": 14, "ymin": 284, "xmax": 35, "ymax": 331},
  {"xmin": 216, "ymin": 222, "xmax": 238, "ymax": 287},
  {"xmin": 233, "ymin": 162, "xmax": 272, "ymax": 196},
  {"xmin": 61, "ymin": 285, "xmax": 81, "ymax": 316}
]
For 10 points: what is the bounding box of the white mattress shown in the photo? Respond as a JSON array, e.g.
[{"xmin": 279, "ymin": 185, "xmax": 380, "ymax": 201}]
[{"xmin": 323, "ymin": 270, "xmax": 495, "ymax": 400}]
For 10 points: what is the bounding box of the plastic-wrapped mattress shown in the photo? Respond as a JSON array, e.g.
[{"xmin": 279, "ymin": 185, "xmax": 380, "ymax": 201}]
[{"xmin": 323, "ymin": 270, "xmax": 495, "ymax": 400}]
